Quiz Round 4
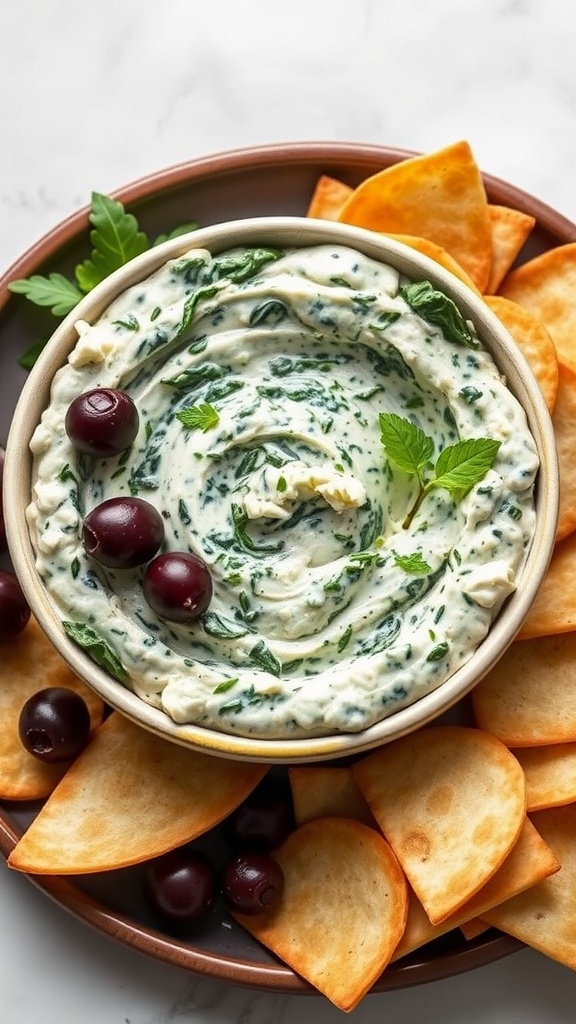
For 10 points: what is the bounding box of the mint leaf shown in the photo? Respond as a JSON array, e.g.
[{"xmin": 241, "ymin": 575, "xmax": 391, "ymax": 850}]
[
  {"xmin": 153, "ymin": 222, "xmax": 199, "ymax": 246},
  {"xmin": 62, "ymin": 620, "xmax": 128, "ymax": 682},
  {"xmin": 176, "ymin": 402, "xmax": 219, "ymax": 432},
  {"xmin": 394, "ymin": 552, "xmax": 432, "ymax": 574},
  {"xmin": 8, "ymin": 273, "xmax": 84, "ymax": 316},
  {"xmin": 431, "ymin": 438, "xmax": 501, "ymax": 502},
  {"xmin": 75, "ymin": 192, "xmax": 150, "ymax": 292},
  {"xmin": 379, "ymin": 412, "xmax": 434, "ymax": 475},
  {"xmin": 400, "ymin": 280, "xmax": 477, "ymax": 348}
]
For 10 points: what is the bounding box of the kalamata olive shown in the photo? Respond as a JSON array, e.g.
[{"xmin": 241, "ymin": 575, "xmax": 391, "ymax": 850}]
[
  {"xmin": 227, "ymin": 777, "xmax": 295, "ymax": 850},
  {"xmin": 143, "ymin": 551, "xmax": 212, "ymax": 622},
  {"xmin": 144, "ymin": 849, "xmax": 217, "ymax": 922},
  {"xmin": 222, "ymin": 851, "xmax": 284, "ymax": 915},
  {"xmin": 82, "ymin": 497, "xmax": 164, "ymax": 569},
  {"xmin": 65, "ymin": 389, "xmax": 139, "ymax": 457},
  {"xmin": 0, "ymin": 446, "xmax": 6, "ymax": 553},
  {"xmin": 18, "ymin": 687, "xmax": 91, "ymax": 763},
  {"xmin": 0, "ymin": 569, "xmax": 30, "ymax": 642}
]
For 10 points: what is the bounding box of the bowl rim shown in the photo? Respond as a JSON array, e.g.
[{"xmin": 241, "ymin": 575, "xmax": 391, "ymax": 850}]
[{"xmin": 4, "ymin": 214, "xmax": 560, "ymax": 763}]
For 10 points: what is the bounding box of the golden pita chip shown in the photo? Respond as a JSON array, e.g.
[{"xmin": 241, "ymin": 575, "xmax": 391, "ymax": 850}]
[
  {"xmin": 550, "ymin": 360, "xmax": 576, "ymax": 540},
  {"xmin": 7, "ymin": 712, "xmax": 267, "ymax": 874},
  {"xmin": 392, "ymin": 817, "xmax": 558, "ymax": 960},
  {"xmin": 483, "ymin": 294, "xmax": 558, "ymax": 413},
  {"xmin": 0, "ymin": 616, "xmax": 105, "ymax": 801},
  {"xmin": 337, "ymin": 140, "xmax": 492, "ymax": 291},
  {"xmin": 472, "ymin": 633, "xmax": 576, "ymax": 746},
  {"xmin": 384, "ymin": 234, "xmax": 481, "ymax": 293},
  {"xmin": 288, "ymin": 765, "xmax": 374, "ymax": 827},
  {"xmin": 485, "ymin": 204, "xmax": 536, "ymax": 294},
  {"xmin": 518, "ymin": 532, "xmax": 576, "ymax": 639},
  {"xmin": 306, "ymin": 174, "xmax": 353, "ymax": 220},
  {"xmin": 233, "ymin": 816, "xmax": 407, "ymax": 1012},
  {"xmin": 460, "ymin": 918, "xmax": 491, "ymax": 940},
  {"xmin": 512, "ymin": 743, "xmax": 576, "ymax": 811},
  {"xmin": 352, "ymin": 725, "xmax": 526, "ymax": 924},
  {"xmin": 481, "ymin": 805, "xmax": 576, "ymax": 971},
  {"xmin": 499, "ymin": 243, "xmax": 576, "ymax": 367}
]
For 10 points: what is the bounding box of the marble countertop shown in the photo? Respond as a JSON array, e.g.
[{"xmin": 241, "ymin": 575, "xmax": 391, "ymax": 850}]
[{"xmin": 3, "ymin": 0, "xmax": 576, "ymax": 1020}]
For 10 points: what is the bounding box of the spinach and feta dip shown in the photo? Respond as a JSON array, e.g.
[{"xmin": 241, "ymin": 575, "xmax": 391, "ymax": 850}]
[{"xmin": 27, "ymin": 243, "xmax": 539, "ymax": 738}]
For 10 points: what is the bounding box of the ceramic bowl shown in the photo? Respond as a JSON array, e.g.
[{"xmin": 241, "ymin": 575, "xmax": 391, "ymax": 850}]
[{"xmin": 3, "ymin": 215, "xmax": 559, "ymax": 763}]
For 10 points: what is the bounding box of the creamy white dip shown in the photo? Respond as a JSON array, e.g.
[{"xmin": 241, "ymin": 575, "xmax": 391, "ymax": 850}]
[{"xmin": 27, "ymin": 244, "xmax": 539, "ymax": 738}]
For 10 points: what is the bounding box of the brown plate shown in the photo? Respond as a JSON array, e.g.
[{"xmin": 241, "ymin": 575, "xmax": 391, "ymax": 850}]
[{"xmin": 1, "ymin": 141, "xmax": 572, "ymax": 994}]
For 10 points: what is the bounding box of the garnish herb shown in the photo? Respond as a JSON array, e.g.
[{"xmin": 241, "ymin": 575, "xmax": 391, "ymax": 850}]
[
  {"xmin": 9, "ymin": 192, "xmax": 198, "ymax": 368},
  {"xmin": 62, "ymin": 621, "xmax": 128, "ymax": 682},
  {"xmin": 176, "ymin": 402, "xmax": 220, "ymax": 432},
  {"xmin": 394, "ymin": 552, "xmax": 433, "ymax": 574},
  {"xmin": 379, "ymin": 412, "xmax": 501, "ymax": 528},
  {"xmin": 249, "ymin": 640, "xmax": 282, "ymax": 677},
  {"xmin": 400, "ymin": 280, "xmax": 478, "ymax": 348}
]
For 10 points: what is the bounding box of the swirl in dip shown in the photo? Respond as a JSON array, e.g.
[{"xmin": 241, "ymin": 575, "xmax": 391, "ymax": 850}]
[{"xmin": 27, "ymin": 243, "xmax": 538, "ymax": 738}]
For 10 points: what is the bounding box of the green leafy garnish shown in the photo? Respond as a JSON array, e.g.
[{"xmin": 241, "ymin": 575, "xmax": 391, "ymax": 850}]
[
  {"xmin": 74, "ymin": 192, "xmax": 150, "ymax": 292},
  {"xmin": 153, "ymin": 222, "xmax": 199, "ymax": 246},
  {"xmin": 400, "ymin": 280, "xmax": 477, "ymax": 348},
  {"xmin": 213, "ymin": 678, "xmax": 239, "ymax": 695},
  {"xmin": 201, "ymin": 612, "xmax": 249, "ymax": 639},
  {"xmin": 9, "ymin": 192, "xmax": 199, "ymax": 368},
  {"xmin": 62, "ymin": 621, "xmax": 128, "ymax": 682},
  {"xmin": 379, "ymin": 412, "xmax": 501, "ymax": 528},
  {"xmin": 394, "ymin": 552, "xmax": 432, "ymax": 574},
  {"xmin": 9, "ymin": 273, "xmax": 84, "ymax": 317},
  {"xmin": 176, "ymin": 402, "xmax": 219, "ymax": 432},
  {"xmin": 249, "ymin": 640, "xmax": 282, "ymax": 676}
]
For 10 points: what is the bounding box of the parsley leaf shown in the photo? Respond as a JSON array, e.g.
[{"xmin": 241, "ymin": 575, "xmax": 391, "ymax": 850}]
[
  {"xmin": 9, "ymin": 190, "xmax": 201, "ymax": 370},
  {"xmin": 394, "ymin": 552, "xmax": 432, "ymax": 574},
  {"xmin": 8, "ymin": 273, "xmax": 84, "ymax": 316},
  {"xmin": 176, "ymin": 402, "xmax": 220, "ymax": 432},
  {"xmin": 74, "ymin": 192, "xmax": 150, "ymax": 292}
]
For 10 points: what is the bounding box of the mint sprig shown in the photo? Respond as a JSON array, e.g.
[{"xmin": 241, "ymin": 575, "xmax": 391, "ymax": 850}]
[
  {"xmin": 379, "ymin": 412, "xmax": 501, "ymax": 528},
  {"xmin": 9, "ymin": 193, "xmax": 198, "ymax": 368}
]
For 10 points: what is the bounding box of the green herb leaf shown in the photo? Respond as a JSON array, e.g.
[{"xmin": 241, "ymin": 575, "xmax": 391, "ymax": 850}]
[
  {"xmin": 176, "ymin": 402, "xmax": 220, "ymax": 432},
  {"xmin": 8, "ymin": 273, "xmax": 84, "ymax": 316},
  {"xmin": 213, "ymin": 678, "xmax": 239, "ymax": 695},
  {"xmin": 427, "ymin": 641, "xmax": 450, "ymax": 662},
  {"xmin": 394, "ymin": 552, "xmax": 432, "ymax": 574},
  {"xmin": 62, "ymin": 621, "xmax": 128, "ymax": 682},
  {"xmin": 202, "ymin": 612, "xmax": 249, "ymax": 639},
  {"xmin": 153, "ymin": 222, "xmax": 199, "ymax": 246},
  {"xmin": 74, "ymin": 192, "xmax": 150, "ymax": 292},
  {"xmin": 379, "ymin": 412, "xmax": 434, "ymax": 476},
  {"xmin": 400, "ymin": 280, "xmax": 477, "ymax": 348},
  {"xmin": 431, "ymin": 438, "xmax": 502, "ymax": 503},
  {"xmin": 18, "ymin": 338, "xmax": 49, "ymax": 370},
  {"xmin": 337, "ymin": 623, "xmax": 353, "ymax": 652},
  {"xmin": 249, "ymin": 640, "xmax": 282, "ymax": 677}
]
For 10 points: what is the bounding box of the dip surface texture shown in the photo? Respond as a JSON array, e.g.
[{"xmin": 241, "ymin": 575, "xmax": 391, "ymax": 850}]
[{"xmin": 27, "ymin": 244, "xmax": 539, "ymax": 738}]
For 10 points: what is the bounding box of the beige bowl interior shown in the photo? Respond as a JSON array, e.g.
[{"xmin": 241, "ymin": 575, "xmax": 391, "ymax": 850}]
[{"xmin": 4, "ymin": 216, "xmax": 559, "ymax": 763}]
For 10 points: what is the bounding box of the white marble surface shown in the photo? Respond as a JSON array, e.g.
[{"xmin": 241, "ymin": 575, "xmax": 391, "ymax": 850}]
[{"xmin": 2, "ymin": 0, "xmax": 576, "ymax": 1019}]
